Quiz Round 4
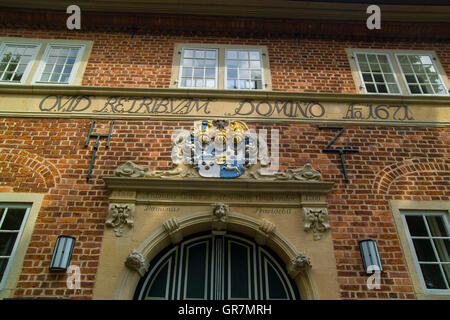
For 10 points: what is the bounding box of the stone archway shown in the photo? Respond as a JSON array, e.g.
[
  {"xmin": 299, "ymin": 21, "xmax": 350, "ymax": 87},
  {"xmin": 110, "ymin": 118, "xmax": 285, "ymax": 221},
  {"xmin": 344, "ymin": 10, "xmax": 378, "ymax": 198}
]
[{"xmin": 114, "ymin": 208, "xmax": 318, "ymax": 300}]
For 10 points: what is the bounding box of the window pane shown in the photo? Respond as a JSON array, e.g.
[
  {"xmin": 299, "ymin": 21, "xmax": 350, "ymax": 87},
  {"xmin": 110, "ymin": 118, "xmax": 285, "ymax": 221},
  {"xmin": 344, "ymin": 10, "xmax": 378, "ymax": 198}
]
[
  {"xmin": 412, "ymin": 239, "xmax": 437, "ymax": 262},
  {"xmin": 249, "ymin": 51, "xmax": 260, "ymax": 60},
  {"xmin": 433, "ymin": 85, "xmax": 446, "ymax": 94},
  {"xmin": 205, "ymin": 59, "xmax": 216, "ymax": 68},
  {"xmin": 388, "ymin": 84, "xmax": 400, "ymax": 94},
  {"xmin": 205, "ymin": 79, "xmax": 215, "ymax": 88},
  {"xmin": 193, "ymin": 68, "xmax": 203, "ymax": 77},
  {"xmin": 239, "ymin": 61, "xmax": 249, "ymax": 69},
  {"xmin": 444, "ymin": 264, "xmax": 450, "ymax": 285},
  {"xmin": 147, "ymin": 261, "xmax": 169, "ymax": 298},
  {"xmin": 426, "ymin": 216, "xmax": 448, "ymax": 237},
  {"xmin": 194, "ymin": 59, "xmax": 204, "ymax": 67},
  {"xmin": 183, "ymin": 58, "xmax": 193, "ymax": 67},
  {"xmin": 229, "ymin": 242, "xmax": 250, "ymax": 299},
  {"xmin": 420, "ymin": 264, "xmax": 447, "ymax": 289},
  {"xmin": 365, "ymin": 84, "xmax": 376, "ymax": 93},
  {"xmin": 194, "ymin": 50, "xmax": 204, "ymax": 58},
  {"xmin": 227, "ymin": 69, "xmax": 237, "ymax": 79},
  {"xmin": 267, "ymin": 261, "xmax": 288, "ymax": 299},
  {"xmin": 377, "ymin": 84, "xmax": 388, "ymax": 93},
  {"xmin": 373, "ymin": 73, "xmax": 384, "ymax": 82},
  {"xmin": 409, "ymin": 85, "xmax": 421, "ymax": 94},
  {"xmin": 405, "ymin": 216, "xmax": 428, "ymax": 236},
  {"xmin": 1, "ymin": 208, "xmax": 26, "ymax": 230},
  {"xmin": 0, "ymin": 232, "xmax": 18, "ymax": 256},
  {"xmin": 205, "ymin": 68, "xmax": 215, "ymax": 78},
  {"xmin": 226, "ymin": 60, "xmax": 238, "ymax": 68},
  {"xmin": 398, "ymin": 54, "xmax": 446, "ymax": 95},
  {"xmin": 40, "ymin": 73, "xmax": 50, "ymax": 82},
  {"xmin": 181, "ymin": 67, "xmax": 192, "ymax": 77},
  {"xmin": 183, "ymin": 49, "xmax": 194, "ymax": 58},
  {"xmin": 250, "ymin": 60, "xmax": 261, "ymax": 68},
  {"xmin": 238, "ymin": 51, "xmax": 248, "ymax": 60},
  {"xmin": 0, "ymin": 258, "xmax": 8, "ymax": 282},
  {"xmin": 359, "ymin": 63, "xmax": 370, "ymax": 72},
  {"xmin": 433, "ymin": 239, "xmax": 450, "ymax": 262},
  {"xmin": 184, "ymin": 242, "xmax": 207, "ymax": 299},
  {"xmin": 227, "ymin": 80, "xmax": 237, "ymax": 89},
  {"xmin": 226, "ymin": 50, "xmax": 237, "ymax": 59},
  {"xmin": 421, "ymin": 85, "xmax": 433, "ymax": 94},
  {"xmin": 363, "ymin": 73, "xmax": 373, "ymax": 82},
  {"xmin": 239, "ymin": 69, "xmax": 250, "ymax": 79},
  {"xmin": 50, "ymin": 73, "xmax": 60, "ymax": 82},
  {"xmin": 205, "ymin": 51, "xmax": 216, "ymax": 59}
]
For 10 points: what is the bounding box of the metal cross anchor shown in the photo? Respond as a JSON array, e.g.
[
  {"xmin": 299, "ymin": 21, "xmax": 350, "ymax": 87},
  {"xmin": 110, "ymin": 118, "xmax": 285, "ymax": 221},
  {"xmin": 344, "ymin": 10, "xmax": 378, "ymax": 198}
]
[
  {"xmin": 318, "ymin": 126, "xmax": 359, "ymax": 183},
  {"xmin": 84, "ymin": 120, "xmax": 114, "ymax": 181}
]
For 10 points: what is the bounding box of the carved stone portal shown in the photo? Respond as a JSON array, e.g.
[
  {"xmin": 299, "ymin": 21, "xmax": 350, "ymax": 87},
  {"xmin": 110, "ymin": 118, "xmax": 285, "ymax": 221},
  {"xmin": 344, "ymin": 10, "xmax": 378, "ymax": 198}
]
[
  {"xmin": 106, "ymin": 203, "xmax": 135, "ymax": 237},
  {"xmin": 303, "ymin": 208, "xmax": 330, "ymax": 240},
  {"xmin": 125, "ymin": 250, "xmax": 149, "ymax": 276}
]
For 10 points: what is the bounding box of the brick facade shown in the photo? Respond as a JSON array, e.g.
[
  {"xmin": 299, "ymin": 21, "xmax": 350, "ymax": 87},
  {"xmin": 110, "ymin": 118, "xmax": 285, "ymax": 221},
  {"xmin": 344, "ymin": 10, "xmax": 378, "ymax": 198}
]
[{"xmin": 0, "ymin": 10, "xmax": 449, "ymax": 300}]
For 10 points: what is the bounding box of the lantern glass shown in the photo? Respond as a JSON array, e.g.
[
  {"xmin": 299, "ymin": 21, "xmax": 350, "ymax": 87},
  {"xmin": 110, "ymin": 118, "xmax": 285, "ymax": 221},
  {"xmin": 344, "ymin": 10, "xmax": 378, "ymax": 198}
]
[
  {"xmin": 49, "ymin": 236, "xmax": 75, "ymax": 271},
  {"xmin": 359, "ymin": 239, "xmax": 383, "ymax": 275}
]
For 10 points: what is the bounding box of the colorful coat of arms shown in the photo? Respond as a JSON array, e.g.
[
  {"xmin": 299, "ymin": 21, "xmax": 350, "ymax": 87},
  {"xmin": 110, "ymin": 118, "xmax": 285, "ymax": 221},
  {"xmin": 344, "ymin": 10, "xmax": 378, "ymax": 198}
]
[{"xmin": 179, "ymin": 120, "xmax": 259, "ymax": 178}]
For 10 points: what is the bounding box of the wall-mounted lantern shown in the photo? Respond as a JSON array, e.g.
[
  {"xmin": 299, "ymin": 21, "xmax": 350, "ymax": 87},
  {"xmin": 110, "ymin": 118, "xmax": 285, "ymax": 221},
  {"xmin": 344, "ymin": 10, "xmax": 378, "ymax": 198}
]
[
  {"xmin": 359, "ymin": 239, "xmax": 383, "ymax": 275},
  {"xmin": 49, "ymin": 235, "xmax": 75, "ymax": 271}
]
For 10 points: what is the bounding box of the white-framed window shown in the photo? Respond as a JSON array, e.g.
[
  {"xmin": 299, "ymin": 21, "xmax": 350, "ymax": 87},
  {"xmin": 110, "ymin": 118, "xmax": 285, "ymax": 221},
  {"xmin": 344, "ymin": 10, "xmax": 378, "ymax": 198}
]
[
  {"xmin": 32, "ymin": 44, "xmax": 85, "ymax": 85},
  {"xmin": 225, "ymin": 49, "xmax": 264, "ymax": 90},
  {"xmin": 173, "ymin": 44, "xmax": 271, "ymax": 90},
  {"xmin": 348, "ymin": 49, "xmax": 449, "ymax": 96},
  {"xmin": 353, "ymin": 52, "xmax": 401, "ymax": 94},
  {"xmin": 401, "ymin": 210, "xmax": 450, "ymax": 295},
  {"xmin": 395, "ymin": 54, "xmax": 447, "ymax": 95},
  {"xmin": 179, "ymin": 48, "xmax": 218, "ymax": 89},
  {"xmin": 0, "ymin": 38, "xmax": 92, "ymax": 86},
  {"xmin": 0, "ymin": 204, "xmax": 31, "ymax": 289},
  {"xmin": 0, "ymin": 42, "xmax": 41, "ymax": 84}
]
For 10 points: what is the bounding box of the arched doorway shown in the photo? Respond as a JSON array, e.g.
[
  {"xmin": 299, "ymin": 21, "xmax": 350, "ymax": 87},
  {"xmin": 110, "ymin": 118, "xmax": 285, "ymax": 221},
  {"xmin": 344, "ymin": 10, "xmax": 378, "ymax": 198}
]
[{"xmin": 134, "ymin": 232, "xmax": 300, "ymax": 300}]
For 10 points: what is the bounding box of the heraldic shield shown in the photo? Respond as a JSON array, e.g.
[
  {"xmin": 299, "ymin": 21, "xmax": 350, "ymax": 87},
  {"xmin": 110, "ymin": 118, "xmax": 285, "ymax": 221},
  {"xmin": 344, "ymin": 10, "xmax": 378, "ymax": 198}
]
[{"xmin": 185, "ymin": 120, "xmax": 258, "ymax": 178}]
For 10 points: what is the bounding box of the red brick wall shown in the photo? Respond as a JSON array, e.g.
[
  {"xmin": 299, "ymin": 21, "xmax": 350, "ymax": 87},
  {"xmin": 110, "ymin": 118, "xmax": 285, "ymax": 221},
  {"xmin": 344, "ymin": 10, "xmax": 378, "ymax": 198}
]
[
  {"xmin": 0, "ymin": 27, "xmax": 449, "ymax": 93},
  {"xmin": 0, "ymin": 118, "xmax": 449, "ymax": 299},
  {"xmin": 0, "ymin": 22, "xmax": 449, "ymax": 299}
]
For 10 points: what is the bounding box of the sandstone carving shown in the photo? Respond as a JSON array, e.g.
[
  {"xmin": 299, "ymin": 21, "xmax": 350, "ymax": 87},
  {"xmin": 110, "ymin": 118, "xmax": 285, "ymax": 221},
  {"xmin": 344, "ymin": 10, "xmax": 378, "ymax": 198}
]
[
  {"xmin": 125, "ymin": 250, "xmax": 149, "ymax": 276},
  {"xmin": 106, "ymin": 203, "xmax": 135, "ymax": 237},
  {"xmin": 303, "ymin": 208, "xmax": 330, "ymax": 240}
]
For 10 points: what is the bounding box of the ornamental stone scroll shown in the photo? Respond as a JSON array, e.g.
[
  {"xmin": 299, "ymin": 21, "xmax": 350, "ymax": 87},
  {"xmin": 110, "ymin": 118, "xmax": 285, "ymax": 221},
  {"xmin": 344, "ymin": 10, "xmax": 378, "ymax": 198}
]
[{"xmin": 106, "ymin": 203, "xmax": 135, "ymax": 237}]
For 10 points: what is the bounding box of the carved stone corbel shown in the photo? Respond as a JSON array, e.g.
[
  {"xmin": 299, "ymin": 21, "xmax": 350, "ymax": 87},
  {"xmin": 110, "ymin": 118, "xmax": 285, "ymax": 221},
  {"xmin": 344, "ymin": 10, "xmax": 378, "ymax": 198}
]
[
  {"xmin": 106, "ymin": 203, "xmax": 135, "ymax": 237},
  {"xmin": 163, "ymin": 217, "xmax": 183, "ymax": 244},
  {"xmin": 125, "ymin": 249, "xmax": 149, "ymax": 276},
  {"xmin": 287, "ymin": 253, "xmax": 312, "ymax": 279},
  {"xmin": 211, "ymin": 202, "xmax": 229, "ymax": 230},
  {"xmin": 303, "ymin": 207, "xmax": 330, "ymax": 240},
  {"xmin": 255, "ymin": 219, "xmax": 275, "ymax": 245}
]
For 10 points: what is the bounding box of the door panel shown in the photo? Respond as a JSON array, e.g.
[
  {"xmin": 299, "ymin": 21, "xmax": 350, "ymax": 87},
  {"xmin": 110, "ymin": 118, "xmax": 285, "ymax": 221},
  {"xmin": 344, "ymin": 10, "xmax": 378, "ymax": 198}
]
[{"xmin": 135, "ymin": 232, "xmax": 300, "ymax": 300}]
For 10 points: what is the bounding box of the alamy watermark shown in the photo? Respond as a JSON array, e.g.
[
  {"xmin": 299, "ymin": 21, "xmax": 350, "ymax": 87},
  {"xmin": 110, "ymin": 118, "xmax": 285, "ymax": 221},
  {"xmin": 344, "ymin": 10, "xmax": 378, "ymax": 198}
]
[
  {"xmin": 66, "ymin": 5, "xmax": 81, "ymax": 30},
  {"xmin": 367, "ymin": 5, "xmax": 381, "ymax": 30},
  {"xmin": 366, "ymin": 265, "xmax": 382, "ymax": 290},
  {"xmin": 66, "ymin": 265, "xmax": 81, "ymax": 290}
]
